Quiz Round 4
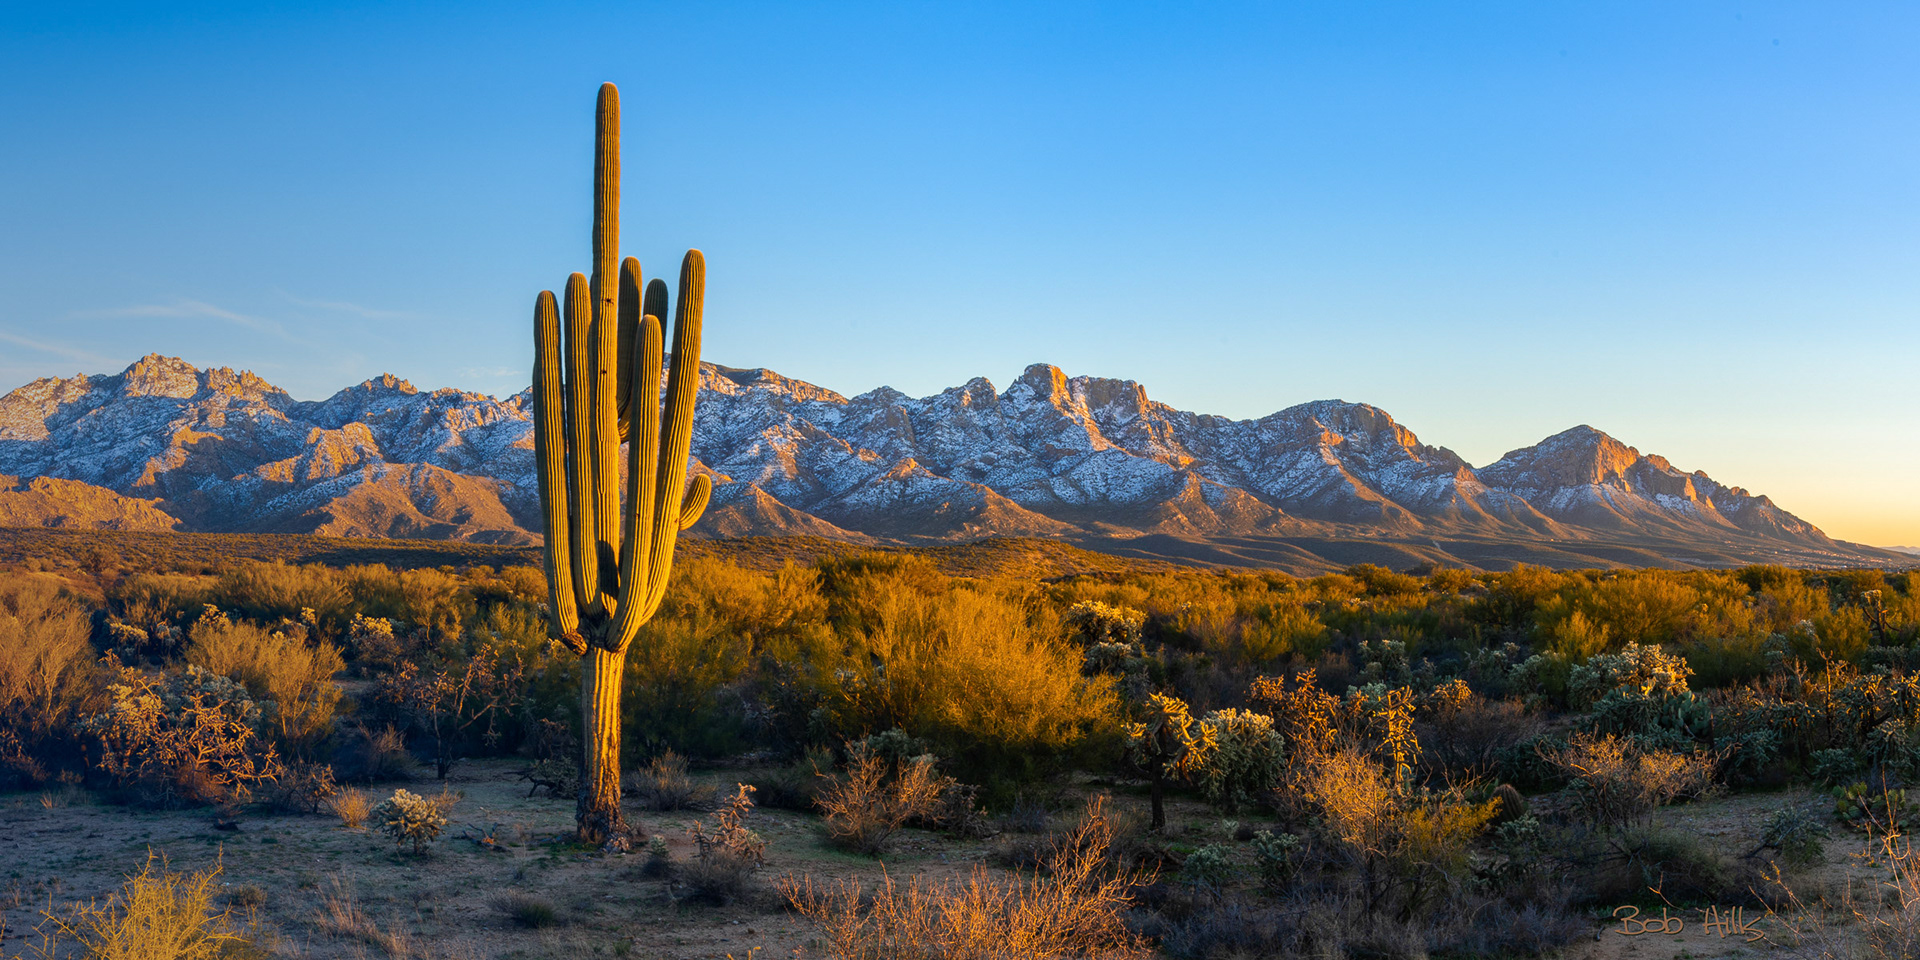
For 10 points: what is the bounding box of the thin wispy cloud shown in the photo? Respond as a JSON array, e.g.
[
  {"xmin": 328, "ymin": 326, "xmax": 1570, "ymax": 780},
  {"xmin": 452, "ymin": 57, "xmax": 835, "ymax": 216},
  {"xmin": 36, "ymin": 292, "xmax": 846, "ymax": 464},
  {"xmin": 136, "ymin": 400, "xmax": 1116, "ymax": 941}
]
[
  {"xmin": 0, "ymin": 330, "xmax": 118, "ymax": 369},
  {"xmin": 87, "ymin": 299, "xmax": 261, "ymax": 331},
  {"xmin": 275, "ymin": 290, "xmax": 420, "ymax": 321}
]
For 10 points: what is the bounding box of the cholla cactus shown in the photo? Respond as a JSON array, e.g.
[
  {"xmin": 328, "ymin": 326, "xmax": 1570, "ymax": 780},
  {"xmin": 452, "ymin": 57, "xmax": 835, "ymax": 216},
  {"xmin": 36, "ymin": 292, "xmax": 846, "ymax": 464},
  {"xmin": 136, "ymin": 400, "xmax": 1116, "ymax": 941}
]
[
  {"xmin": 372, "ymin": 788, "xmax": 450, "ymax": 855},
  {"xmin": 1568, "ymin": 642, "xmax": 1693, "ymax": 708},
  {"xmin": 1195, "ymin": 708, "xmax": 1285, "ymax": 812},
  {"xmin": 1127, "ymin": 693, "xmax": 1216, "ymax": 831}
]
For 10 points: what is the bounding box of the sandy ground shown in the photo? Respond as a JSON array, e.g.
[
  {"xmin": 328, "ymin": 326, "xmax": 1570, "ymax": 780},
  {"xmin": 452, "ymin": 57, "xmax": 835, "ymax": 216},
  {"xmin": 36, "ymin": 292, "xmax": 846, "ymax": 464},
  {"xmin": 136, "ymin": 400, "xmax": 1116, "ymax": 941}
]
[
  {"xmin": 1, "ymin": 762, "xmax": 1900, "ymax": 960},
  {"xmin": 0, "ymin": 759, "xmax": 1008, "ymax": 960}
]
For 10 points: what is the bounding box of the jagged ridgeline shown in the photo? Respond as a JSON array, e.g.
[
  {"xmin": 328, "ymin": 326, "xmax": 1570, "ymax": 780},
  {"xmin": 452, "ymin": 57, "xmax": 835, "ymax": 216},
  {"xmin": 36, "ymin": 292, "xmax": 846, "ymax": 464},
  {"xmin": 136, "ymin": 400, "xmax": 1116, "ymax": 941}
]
[{"xmin": 528, "ymin": 82, "xmax": 711, "ymax": 844}]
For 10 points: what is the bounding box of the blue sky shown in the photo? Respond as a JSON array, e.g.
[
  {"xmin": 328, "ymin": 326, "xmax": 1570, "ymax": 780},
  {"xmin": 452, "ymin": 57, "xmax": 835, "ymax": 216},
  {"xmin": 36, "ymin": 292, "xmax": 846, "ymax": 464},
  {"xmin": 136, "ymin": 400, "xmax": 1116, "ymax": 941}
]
[{"xmin": 2, "ymin": 2, "xmax": 1916, "ymax": 545}]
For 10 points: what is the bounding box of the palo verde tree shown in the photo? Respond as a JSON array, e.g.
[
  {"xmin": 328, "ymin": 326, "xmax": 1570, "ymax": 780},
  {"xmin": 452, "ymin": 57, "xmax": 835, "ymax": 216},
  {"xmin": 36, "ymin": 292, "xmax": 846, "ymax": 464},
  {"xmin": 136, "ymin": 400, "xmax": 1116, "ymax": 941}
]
[{"xmin": 532, "ymin": 82, "xmax": 711, "ymax": 845}]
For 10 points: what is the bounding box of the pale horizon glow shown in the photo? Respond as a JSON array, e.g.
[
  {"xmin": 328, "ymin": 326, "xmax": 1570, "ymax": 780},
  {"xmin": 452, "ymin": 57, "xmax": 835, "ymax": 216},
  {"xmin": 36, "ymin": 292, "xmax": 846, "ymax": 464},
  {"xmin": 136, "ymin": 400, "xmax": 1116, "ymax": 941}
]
[{"xmin": 2, "ymin": 3, "xmax": 1915, "ymax": 547}]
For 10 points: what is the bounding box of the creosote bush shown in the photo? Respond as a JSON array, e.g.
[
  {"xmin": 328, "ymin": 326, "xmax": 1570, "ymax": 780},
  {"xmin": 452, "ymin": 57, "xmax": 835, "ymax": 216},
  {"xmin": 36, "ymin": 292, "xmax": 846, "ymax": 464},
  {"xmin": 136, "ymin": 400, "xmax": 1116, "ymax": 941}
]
[{"xmin": 818, "ymin": 743, "xmax": 946, "ymax": 856}]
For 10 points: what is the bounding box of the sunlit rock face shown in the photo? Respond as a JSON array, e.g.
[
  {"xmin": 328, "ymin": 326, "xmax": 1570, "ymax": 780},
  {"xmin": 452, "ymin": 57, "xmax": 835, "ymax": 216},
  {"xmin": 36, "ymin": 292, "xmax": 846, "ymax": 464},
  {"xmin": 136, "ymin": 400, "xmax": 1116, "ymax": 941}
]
[{"xmin": 0, "ymin": 353, "xmax": 1841, "ymax": 554}]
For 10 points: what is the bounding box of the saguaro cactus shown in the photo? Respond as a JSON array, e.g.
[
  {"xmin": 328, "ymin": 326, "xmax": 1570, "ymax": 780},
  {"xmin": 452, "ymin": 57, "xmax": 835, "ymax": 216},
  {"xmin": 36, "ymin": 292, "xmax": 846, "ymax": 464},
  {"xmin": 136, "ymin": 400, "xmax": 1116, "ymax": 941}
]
[{"xmin": 532, "ymin": 82, "xmax": 711, "ymax": 845}]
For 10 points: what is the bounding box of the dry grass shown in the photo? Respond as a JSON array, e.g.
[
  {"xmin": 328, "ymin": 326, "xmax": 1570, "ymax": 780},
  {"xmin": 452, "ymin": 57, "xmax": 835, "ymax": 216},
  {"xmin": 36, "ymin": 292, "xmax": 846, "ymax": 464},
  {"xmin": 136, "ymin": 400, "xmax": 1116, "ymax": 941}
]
[
  {"xmin": 630, "ymin": 749, "xmax": 713, "ymax": 811},
  {"xmin": 329, "ymin": 787, "xmax": 371, "ymax": 829},
  {"xmin": 312, "ymin": 875, "xmax": 429, "ymax": 958},
  {"xmin": 781, "ymin": 796, "xmax": 1151, "ymax": 960},
  {"xmin": 23, "ymin": 852, "xmax": 259, "ymax": 960}
]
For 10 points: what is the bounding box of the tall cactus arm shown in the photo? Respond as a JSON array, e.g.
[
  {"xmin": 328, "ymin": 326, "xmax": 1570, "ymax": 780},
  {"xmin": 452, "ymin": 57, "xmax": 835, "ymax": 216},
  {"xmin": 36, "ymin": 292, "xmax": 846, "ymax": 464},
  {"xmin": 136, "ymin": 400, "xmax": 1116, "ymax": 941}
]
[
  {"xmin": 591, "ymin": 83, "xmax": 621, "ymax": 377},
  {"xmin": 606, "ymin": 309, "xmax": 664, "ymax": 653},
  {"xmin": 589, "ymin": 280, "xmax": 622, "ymax": 595},
  {"xmin": 615, "ymin": 258, "xmax": 642, "ymax": 441},
  {"xmin": 643, "ymin": 278, "xmax": 670, "ymax": 333},
  {"xmin": 533, "ymin": 290, "xmax": 585, "ymax": 654},
  {"xmin": 561, "ymin": 272, "xmax": 603, "ymax": 616},
  {"xmin": 679, "ymin": 474, "xmax": 711, "ymax": 530},
  {"xmin": 589, "ymin": 84, "xmax": 623, "ymax": 584},
  {"xmin": 638, "ymin": 250, "xmax": 705, "ymax": 616}
]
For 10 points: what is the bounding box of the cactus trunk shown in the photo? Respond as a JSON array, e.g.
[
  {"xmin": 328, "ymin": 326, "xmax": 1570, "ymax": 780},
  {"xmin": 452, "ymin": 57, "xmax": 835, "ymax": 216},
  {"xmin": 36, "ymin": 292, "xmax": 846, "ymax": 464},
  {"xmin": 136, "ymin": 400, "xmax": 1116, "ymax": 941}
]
[
  {"xmin": 531, "ymin": 82, "xmax": 711, "ymax": 847},
  {"xmin": 576, "ymin": 646, "xmax": 626, "ymax": 840}
]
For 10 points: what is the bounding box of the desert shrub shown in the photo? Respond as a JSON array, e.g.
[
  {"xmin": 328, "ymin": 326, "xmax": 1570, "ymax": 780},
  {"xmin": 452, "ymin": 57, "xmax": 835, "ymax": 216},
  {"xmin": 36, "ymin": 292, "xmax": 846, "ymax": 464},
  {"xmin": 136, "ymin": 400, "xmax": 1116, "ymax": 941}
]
[
  {"xmin": 1417, "ymin": 686, "xmax": 1545, "ymax": 781},
  {"xmin": 1810, "ymin": 747, "xmax": 1864, "ymax": 786},
  {"xmin": 641, "ymin": 836, "xmax": 673, "ymax": 878},
  {"xmin": 818, "ymin": 743, "xmax": 946, "ymax": 855},
  {"xmin": 1347, "ymin": 563, "xmax": 1422, "ymax": 597},
  {"xmin": 82, "ymin": 664, "xmax": 282, "ymax": 807},
  {"xmin": 208, "ymin": 561, "xmax": 353, "ymax": 632},
  {"xmin": 0, "ymin": 578, "xmax": 101, "ymax": 787},
  {"xmin": 342, "ymin": 565, "xmax": 471, "ymax": 643},
  {"xmin": 1592, "ymin": 829, "xmax": 1739, "ymax": 906},
  {"xmin": 815, "ymin": 585, "xmax": 1121, "ymax": 789},
  {"xmin": 1539, "ymin": 732, "xmax": 1719, "ymax": 832},
  {"xmin": 371, "ymin": 788, "xmax": 454, "ymax": 854},
  {"xmin": 1192, "ymin": 708, "xmax": 1283, "ymax": 812},
  {"xmin": 1756, "ymin": 802, "xmax": 1829, "ymax": 870},
  {"xmin": 755, "ymin": 746, "xmax": 831, "ymax": 811},
  {"xmin": 1239, "ymin": 600, "xmax": 1330, "ymax": 664},
  {"xmin": 1298, "ymin": 748, "xmax": 1499, "ymax": 918},
  {"xmin": 491, "ymin": 892, "xmax": 560, "ymax": 929},
  {"xmin": 782, "ymin": 795, "xmax": 1151, "ymax": 960},
  {"xmin": 621, "ymin": 612, "xmax": 753, "ymax": 759},
  {"xmin": 28, "ymin": 852, "xmax": 259, "ymax": 960},
  {"xmin": 1063, "ymin": 600, "xmax": 1145, "ymax": 646},
  {"xmin": 685, "ymin": 784, "xmax": 767, "ymax": 905},
  {"xmin": 342, "ymin": 613, "xmax": 409, "ymax": 675},
  {"xmin": 370, "ymin": 637, "xmax": 527, "ymax": 778},
  {"xmin": 329, "ymin": 787, "xmax": 371, "ymax": 829},
  {"xmin": 630, "ymin": 749, "xmax": 714, "ymax": 811},
  {"xmin": 264, "ymin": 761, "xmax": 338, "ymax": 814},
  {"xmin": 331, "ymin": 723, "xmax": 413, "ymax": 783},
  {"xmin": 185, "ymin": 606, "xmax": 344, "ymax": 756}
]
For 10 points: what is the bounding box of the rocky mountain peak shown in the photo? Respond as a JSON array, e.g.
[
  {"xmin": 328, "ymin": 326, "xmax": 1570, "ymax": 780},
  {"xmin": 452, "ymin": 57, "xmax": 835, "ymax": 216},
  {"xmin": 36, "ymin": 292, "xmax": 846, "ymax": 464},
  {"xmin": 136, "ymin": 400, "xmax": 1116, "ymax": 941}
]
[{"xmin": 118, "ymin": 354, "xmax": 201, "ymax": 399}]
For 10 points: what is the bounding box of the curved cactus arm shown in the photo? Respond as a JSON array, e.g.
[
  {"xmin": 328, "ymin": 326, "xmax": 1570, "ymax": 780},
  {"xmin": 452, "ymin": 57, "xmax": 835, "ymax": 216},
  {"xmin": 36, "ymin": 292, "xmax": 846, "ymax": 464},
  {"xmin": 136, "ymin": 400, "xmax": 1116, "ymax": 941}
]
[
  {"xmin": 678, "ymin": 474, "xmax": 711, "ymax": 530},
  {"xmin": 533, "ymin": 291, "xmax": 585, "ymax": 653},
  {"xmin": 637, "ymin": 250, "xmax": 705, "ymax": 617},
  {"xmin": 561, "ymin": 272, "xmax": 602, "ymax": 617},
  {"xmin": 606, "ymin": 308, "xmax": 664, "ymax": 654}
]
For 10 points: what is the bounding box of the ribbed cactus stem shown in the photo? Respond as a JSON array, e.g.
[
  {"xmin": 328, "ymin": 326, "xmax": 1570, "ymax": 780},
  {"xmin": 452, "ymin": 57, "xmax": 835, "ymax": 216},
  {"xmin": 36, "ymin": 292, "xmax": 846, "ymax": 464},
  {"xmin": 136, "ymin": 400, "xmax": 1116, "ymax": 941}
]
[
  {"xmin": 531, "ymin": 81, "xmax": 711, "ymax": 847},
  {"xmin": 561, "ymin": 272, "xmax": 600, "ymax": 615},
  {"xmin": 642, "ymin": 251, "xmax": 706, "ymax": 615},
  {"xmin": 531, "ymin": 290, "xmax": 582, "ymax": 650}
]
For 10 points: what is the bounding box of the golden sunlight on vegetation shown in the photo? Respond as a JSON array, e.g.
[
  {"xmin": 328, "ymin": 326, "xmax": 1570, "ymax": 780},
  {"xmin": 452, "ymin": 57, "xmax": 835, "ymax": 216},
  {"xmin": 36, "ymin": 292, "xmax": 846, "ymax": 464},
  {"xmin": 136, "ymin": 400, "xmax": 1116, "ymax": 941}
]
[{"xmin": 2, "ymin": 546, "xmax": 1920, "ymax": 957}]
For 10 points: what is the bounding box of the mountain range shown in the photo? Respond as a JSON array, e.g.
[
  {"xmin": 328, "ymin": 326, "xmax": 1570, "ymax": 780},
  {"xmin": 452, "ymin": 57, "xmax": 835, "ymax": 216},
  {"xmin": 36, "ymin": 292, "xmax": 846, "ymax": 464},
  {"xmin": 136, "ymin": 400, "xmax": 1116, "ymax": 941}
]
[{"xmin": 0, "ymin": 354, "xmax": 1903, "ymax": 573}]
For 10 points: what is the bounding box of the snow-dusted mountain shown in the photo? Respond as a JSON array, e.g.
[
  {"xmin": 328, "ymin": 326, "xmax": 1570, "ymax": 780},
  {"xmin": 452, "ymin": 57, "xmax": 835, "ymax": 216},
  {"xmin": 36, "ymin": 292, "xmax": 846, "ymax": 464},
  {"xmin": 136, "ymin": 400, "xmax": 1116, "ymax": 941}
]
[{"xmin": 0, "ymin": 354, "xmax": 1898, "ymax": 570}]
